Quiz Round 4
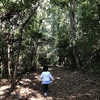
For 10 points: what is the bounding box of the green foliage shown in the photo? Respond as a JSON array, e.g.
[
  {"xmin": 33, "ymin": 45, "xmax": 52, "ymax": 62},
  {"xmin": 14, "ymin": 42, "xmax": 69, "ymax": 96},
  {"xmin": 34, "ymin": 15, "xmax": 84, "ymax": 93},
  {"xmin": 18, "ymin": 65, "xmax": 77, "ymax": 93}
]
[
  {"xmin": 0, "ymin": 0, "xmax": 100, "ymax": 78},
  {"xmin": 50, "ymin": 0, "xmax": 69, "ymax": 8}
]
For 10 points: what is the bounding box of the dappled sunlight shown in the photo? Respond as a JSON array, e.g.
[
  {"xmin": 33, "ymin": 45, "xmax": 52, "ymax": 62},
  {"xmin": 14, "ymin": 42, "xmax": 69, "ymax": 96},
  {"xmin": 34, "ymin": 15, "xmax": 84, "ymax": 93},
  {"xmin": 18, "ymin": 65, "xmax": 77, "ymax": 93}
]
[
  {"xmin": 32, "ymin": 73, "xmax": 40, "ymax": 79},
  {"xmin": 0, "ymin": 85, "xmax": 10, "ymax": 91},
  {"xmin": 55, "ymin": 76, "xmax": 61, "ymax": 80},
  {"xmin": 0, "ymin": 85, "xmax": 11, "ymax": 95},
  {"xmin": 29, "ymin": 97, "xmax": 42, "ymax": 100},
  {"xmin": 67, "ymin": 95, "xmax": 77, "ymax": 99},
  {"xmin": 1, "ymin": 79, "xmax": 8, "ymax": 83},
  {"xmin": 19, "ymin": 78, "xmax": 32, "ymax": 85},
  {"xmin": 34, "ymin": 75, "xmax": 39, "ymax": 79},
  {"xmin": 39, "ymin": 67, "xmax": 43, "ymax": 70},
  {"xmin": 0, "ymin": 84, "xmax": 11, "ymax": 99},
  {"xmin": 66, "ymin": 92, "xmax": 93, "ymax": 99},
  {"xmin": 15, "ymin": 85, "xmax": 54, "ymax": 100},
  {"xmin": 0, "ymin": 79, "xmax": 10, "ymax": 86},
  {"xmin": 15, "ymin": 87, "xmax": 37, "ymax": 97},
  {"xmin": 28, "ymin": 95, "xmax": 53, "ymax": 100},
  {"xmin": 49, "ymin": 67, "xmax": 53, "ymax": 71}
]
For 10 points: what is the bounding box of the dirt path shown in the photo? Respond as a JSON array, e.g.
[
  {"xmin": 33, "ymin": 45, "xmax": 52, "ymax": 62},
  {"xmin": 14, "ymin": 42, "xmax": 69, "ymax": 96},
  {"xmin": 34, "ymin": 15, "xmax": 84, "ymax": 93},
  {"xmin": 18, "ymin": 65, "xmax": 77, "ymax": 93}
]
[{"xmin": 0, "ymin": 66, "xmax": 100, "ymax": 100}]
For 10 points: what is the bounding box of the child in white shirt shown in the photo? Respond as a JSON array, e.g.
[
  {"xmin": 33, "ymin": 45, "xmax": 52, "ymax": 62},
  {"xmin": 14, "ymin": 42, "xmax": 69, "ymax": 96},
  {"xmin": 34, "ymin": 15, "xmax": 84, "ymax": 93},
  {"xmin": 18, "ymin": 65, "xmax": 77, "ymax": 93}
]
[{"xmin": 39, "ymin": 65, "xmax": 54, "ymax": 96}]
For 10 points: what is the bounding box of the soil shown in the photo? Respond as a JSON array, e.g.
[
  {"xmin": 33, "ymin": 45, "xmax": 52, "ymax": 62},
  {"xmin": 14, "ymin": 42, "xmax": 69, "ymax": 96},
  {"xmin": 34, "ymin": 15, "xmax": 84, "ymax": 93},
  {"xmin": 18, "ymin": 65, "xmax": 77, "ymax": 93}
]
[{"xmin": 0, "ymin": 66, "xmax": 100, "ymax": 100}]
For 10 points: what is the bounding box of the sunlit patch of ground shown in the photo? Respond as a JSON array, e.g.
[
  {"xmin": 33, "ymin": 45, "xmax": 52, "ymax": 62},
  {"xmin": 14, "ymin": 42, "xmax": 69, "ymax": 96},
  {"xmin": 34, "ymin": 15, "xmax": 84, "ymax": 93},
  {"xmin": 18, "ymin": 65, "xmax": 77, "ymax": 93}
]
[
  {"xmin": 13, "ymin": 72, "xmax": 44, "ymax": 99},
  {"xmin": 15, "ymin": 86, "xmax": 41, "ymax": 98},
  {"xmin": 0, "ymin": 85, "xmax": 10, "ymax": 92},
  {"xmin": 10, "ymin": 84, "xmax": 53, "ymax": 100},
  {"xmin": 0, "ymin": 85, "xmax": 11, "ymax": 99}
]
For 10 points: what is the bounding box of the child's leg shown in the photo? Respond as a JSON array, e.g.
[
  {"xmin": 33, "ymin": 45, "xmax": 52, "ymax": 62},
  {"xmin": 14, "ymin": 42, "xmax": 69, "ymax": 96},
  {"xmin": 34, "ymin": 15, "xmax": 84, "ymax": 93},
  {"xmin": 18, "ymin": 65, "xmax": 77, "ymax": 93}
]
[
  {"xmin": 43, "ymin": 84, "xmax": 48, "ymax": 96},
  {"xmin": 45, "ymin": 84, "xmax": 48, "ymax": 92},
  {"xmin": 43, "ymin": 84, "xmax": 48, "ymax": 92}
]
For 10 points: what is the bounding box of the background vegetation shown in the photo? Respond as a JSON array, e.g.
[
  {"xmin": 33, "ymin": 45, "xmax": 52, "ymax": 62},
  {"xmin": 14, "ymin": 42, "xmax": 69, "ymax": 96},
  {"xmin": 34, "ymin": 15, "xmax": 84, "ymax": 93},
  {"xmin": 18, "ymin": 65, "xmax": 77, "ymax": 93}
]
[{"xmin": 0, "ymin": 0, "xmax": 100, "ymax": 88}]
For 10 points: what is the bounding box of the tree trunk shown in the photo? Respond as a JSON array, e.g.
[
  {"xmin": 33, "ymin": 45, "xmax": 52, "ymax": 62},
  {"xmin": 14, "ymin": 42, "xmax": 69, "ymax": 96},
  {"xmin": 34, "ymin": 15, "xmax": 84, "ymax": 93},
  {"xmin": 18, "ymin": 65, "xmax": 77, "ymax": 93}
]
[
  {"xmin": 69, "ymin": 0, "xmax": 82, "ymax": 68},
  {"xmin": 11, "ymin": 38, "xmax": 20, "ymax": 88},
  {"xmin": 7, "ymin": 44, "xmax": 11, "ymax": 78},
  {"xmin": 11, "ymin": 4, "xmax": 39, "ymax": 88},
  {"xmin": 7, "ymin": 28, "xmax": 14, "ymax": 78}
]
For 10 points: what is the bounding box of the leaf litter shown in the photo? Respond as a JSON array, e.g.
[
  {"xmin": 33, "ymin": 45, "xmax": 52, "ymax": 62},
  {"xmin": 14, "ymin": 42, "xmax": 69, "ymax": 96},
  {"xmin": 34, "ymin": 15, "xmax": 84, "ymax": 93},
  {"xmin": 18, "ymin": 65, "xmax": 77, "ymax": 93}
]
[{"xmin": 0, "ymin": 66, "xmax": 100, "ymax": 100}]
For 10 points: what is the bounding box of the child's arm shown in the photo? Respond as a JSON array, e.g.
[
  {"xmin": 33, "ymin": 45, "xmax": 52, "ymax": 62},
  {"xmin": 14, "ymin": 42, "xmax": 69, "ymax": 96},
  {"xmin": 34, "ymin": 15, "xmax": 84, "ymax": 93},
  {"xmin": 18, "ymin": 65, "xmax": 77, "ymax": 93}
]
[
  {"xmin": 38, "ymin": 73, "xmax": 43, "ymax": 81},
  {"xmin": 49, "ymin": 72, "xmax": 54, "ymax": 81}
]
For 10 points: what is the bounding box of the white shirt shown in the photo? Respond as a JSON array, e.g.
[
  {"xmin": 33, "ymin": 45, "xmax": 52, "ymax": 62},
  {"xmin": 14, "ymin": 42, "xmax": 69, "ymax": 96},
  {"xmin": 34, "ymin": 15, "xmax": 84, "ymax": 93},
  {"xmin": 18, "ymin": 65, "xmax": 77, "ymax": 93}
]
[{"xmin": 39, "ymin": 71, "xmax": 54, "ymax": 82}]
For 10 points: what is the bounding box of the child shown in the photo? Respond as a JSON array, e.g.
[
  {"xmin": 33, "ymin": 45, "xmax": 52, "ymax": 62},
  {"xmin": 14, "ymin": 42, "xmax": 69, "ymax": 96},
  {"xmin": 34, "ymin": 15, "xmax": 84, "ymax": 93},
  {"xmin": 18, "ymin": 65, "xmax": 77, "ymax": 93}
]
[{"xmin": 38, "ymin": 65, "xmax": 54, "ymax": 96}]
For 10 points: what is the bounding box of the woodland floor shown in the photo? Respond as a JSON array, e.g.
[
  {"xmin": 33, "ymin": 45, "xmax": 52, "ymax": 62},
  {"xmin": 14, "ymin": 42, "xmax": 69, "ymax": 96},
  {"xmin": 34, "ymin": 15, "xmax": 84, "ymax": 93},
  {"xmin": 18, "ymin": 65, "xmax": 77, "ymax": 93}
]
[{"xmin": 0, "ymin": 66, "xmax": 100, "ymax": 100}]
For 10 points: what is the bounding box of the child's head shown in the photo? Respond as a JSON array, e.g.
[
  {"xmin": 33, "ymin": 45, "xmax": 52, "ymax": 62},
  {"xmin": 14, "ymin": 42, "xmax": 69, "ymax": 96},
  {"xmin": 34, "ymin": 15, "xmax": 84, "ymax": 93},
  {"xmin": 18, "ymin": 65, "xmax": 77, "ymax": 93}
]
[{"xmin": 43, "ymin": 65, "xmax": 48, "ymax": 71}]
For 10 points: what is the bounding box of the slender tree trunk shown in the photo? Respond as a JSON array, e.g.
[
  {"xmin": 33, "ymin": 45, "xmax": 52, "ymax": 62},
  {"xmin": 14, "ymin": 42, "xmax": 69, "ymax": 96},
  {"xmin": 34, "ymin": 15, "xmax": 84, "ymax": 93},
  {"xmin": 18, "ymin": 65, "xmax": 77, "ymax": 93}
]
[
  {"xmin": 7, "ymin": 27, "xmax": 14, "ymax": 78},
  {"xmin": 11, "ymin": 4, "xmax": 39, "ymax": 88},
  {"xmin": 11, "ymin": 30, "xmax": 22, "ymax": 88},
  {"xmin": 7, "ymin": 44, "xmax": 11, "ymax": 78}
]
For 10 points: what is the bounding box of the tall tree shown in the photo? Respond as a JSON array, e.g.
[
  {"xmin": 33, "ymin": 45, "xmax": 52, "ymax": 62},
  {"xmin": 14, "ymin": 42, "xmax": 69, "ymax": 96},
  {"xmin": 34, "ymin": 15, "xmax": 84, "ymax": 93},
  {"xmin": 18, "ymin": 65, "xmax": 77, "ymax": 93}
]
[{"xmin": 11, "ymin": 2, "xmax": 40, "ymax": 88}]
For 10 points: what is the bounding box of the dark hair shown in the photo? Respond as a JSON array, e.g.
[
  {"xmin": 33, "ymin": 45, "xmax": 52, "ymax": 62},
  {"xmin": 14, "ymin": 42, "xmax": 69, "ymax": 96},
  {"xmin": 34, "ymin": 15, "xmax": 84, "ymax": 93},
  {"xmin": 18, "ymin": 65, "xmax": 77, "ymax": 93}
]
[{"xmin": 43, "ymin": 65, "xmax": 48, "ymax": 71}]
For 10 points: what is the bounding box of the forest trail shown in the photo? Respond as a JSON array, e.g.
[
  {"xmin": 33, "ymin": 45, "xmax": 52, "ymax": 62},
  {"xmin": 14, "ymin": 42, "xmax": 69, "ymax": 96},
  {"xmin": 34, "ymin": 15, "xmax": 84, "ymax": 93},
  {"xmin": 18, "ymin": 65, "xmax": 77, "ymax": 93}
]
[{"xmin": 0, "ymin": 66, "xmax": 100, "ymax": 100}]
